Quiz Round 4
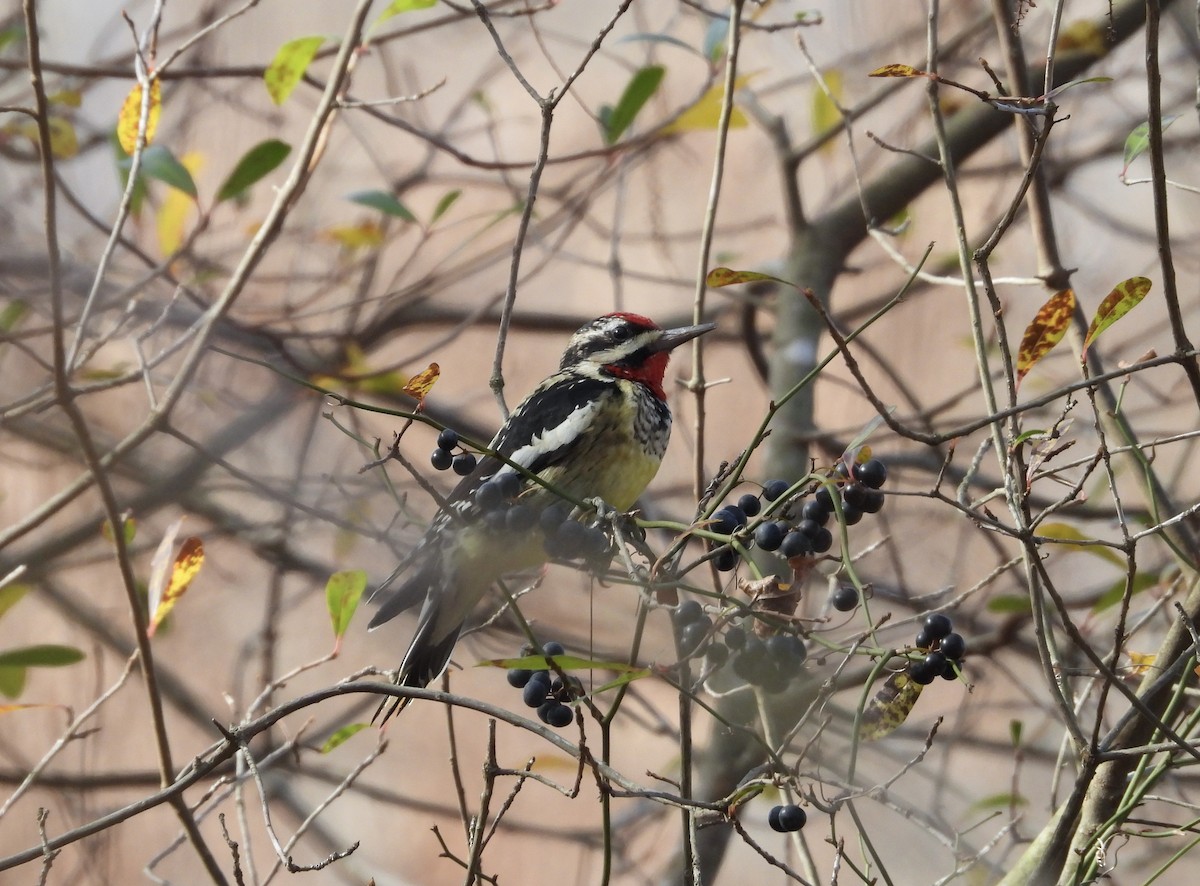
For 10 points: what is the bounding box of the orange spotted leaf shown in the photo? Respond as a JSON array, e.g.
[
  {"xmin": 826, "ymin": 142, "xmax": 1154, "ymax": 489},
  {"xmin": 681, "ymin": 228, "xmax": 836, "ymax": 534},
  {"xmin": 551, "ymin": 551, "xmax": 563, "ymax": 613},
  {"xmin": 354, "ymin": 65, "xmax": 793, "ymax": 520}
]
[
  {"xmin": 868, "ymin": 64, "xmax": 929, "ymax": 78},
  {"xmin": 1016, "ymin": 289, "xmax": 1076, "ymax": 386},
  {"xmin": 1082, "ymin": 277, "xmax": 1152, "ymax": 358},
  {"xmin": 148, "ymin": 536, "xmax": 204, "ymax": 637},
  {"xmin": 117, "ymin": 78, "xmax": 162, "ymax": 155},
  {"xmin": 403, "ymin": 363, "xmax": 440, "ymax": 406}
]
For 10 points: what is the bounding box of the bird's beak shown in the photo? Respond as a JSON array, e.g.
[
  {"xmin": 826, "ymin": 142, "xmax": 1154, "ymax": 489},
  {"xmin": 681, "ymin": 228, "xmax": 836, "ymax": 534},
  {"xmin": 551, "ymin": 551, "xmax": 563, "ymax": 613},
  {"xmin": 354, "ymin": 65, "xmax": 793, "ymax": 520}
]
[{"xmin": 649, "ymin": 321, "xmax": 717, "ymax": 353}]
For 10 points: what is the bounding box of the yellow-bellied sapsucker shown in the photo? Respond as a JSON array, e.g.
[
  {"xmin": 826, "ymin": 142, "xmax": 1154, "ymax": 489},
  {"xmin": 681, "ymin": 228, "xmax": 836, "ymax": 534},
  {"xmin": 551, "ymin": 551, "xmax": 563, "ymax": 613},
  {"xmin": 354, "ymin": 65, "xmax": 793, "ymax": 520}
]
[{"xmin": 369, "ymin": 313, "xmax": 715, "ymax": 720}]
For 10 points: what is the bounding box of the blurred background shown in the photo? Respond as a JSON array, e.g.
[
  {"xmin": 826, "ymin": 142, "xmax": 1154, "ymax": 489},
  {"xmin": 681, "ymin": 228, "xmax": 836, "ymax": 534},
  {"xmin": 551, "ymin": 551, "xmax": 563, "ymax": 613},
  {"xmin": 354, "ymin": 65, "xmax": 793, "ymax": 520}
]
[{"xmin": 2, "ymin": 1, "xmax": 1199, "ymax": 883}]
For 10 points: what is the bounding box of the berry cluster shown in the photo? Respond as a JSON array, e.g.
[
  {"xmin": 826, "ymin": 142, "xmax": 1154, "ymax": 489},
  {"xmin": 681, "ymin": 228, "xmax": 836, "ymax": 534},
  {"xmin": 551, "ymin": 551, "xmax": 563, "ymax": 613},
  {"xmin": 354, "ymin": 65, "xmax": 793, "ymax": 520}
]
[
  {"xmin": 908, "ymin": 613, "xmax": 967, "ymax": 684},
  {"xmin": 429, "ymin": 428, "xmax": 477, "ymax": 476},
  {"xmin": 672, "ymin": 603, "xmax": 808, "ymax": 694},
  {"xmin": 768, "ymin": 803, "xmax": 807, "ymax": 833},
  {"xmin": 506, "ymin": 641, "xmax": 578, "ymax": 728},
  {"xmin": 707, "ymin": 457, "xmax": 890, "ymax": 573}
]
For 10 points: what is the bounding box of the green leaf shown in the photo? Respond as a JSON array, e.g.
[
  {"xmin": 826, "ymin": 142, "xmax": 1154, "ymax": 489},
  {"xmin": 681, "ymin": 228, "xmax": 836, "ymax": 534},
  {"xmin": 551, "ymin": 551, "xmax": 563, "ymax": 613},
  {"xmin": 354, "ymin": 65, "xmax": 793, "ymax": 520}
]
[
  {"xmin": 1045, "ymin": 76, "xmax": 1112, "ymax": 100},
  {"xmin": 604, "ymin": 65, "xmax": 665, "ymax": 144},
  {"xmin": 0, "ymin": 667, "xmax": 26, "ymax": 699},
  {"xmin": 376, "ymin": 0, "xmax": 437, "ymax": 24},
  {"xmin": 987, "ymin": 594, "xmax": 1031, "ymax": 614},
  {"xmin": 430, "ymin": 189, "xmax": 461, "ymax": 224},
  {"xmin": 216, "ymin": 139, "xmax": 291, "ymax": 203},
  {"xmin": 1122, "ymin": 116, "xmax": 1178, "ymax": 176},
  {"xmin": 1009, "ymin": 719, "xmax": 1023, "ymax": 748},
  {"xmin": 320, "ymin": 722, "xmax": 370, "ymax": 753},
  {"xmin": 0, "ymin": 300, "xmax": 28, "ymax": 333},
  {"xmin": 1038, "ymin": 522, "xmax": 1124, "ymax": 568},
  {"xmin": 139, "ymin": 144, "xmax": 198, "ymax": 198},
  {"xmin": 326, "ymin": 570, "xmax": 367, "ymax": 639},
  {"xmin": 1082, "ymin": 276, "xmax": 1152, "ymax": 357},
  {"xmin": 264, "ymin": 36, "xmax": 326, "ymax": 105},
  {"xmin": 968, "ymin": 792, "xmax": 1028, "ymax": 814},
  {"xmin": 112, "ymin": 130, "xmax": 148, "ymax": 215},
  {"xmin": 592, "ymin": 668, "xmax": 653, "ymax": 694},
  {"xmin": 347, "ymin": 189, "xmax": 417, "ymax": 222},
  {"xmin": 0, "ymin": 25, "xmax": 27, "ymax": 54},
  {"xmin": 0, "ymin": 583, "xmax": 29, "ymax": 620},
  {"xmin": 706, "ymin": 267, "xmax": 795, "ymax": 289},
  {"xmin": 0, "ymin": 645, "xmax": 86, "ymax": 668},
  {"xmin": 1092, "ymin": 570, "xmax": 1161, "ymax": 614}
]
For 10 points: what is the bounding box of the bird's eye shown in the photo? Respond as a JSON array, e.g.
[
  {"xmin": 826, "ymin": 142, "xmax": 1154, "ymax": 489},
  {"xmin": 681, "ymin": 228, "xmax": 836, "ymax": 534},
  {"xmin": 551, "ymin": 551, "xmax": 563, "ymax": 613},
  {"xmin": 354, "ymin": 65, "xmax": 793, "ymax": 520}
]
[{"xmin": 611, "ymin": 325, "xmax": 632, "ymax": 342}]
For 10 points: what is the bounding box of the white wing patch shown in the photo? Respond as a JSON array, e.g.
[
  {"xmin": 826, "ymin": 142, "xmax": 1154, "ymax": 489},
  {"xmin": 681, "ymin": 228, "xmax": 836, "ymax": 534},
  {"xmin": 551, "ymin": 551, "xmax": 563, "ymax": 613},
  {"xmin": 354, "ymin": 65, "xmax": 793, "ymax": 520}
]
[{"xmin": 505, "ymin": 398, "xmax": 604, "ymax": 473}]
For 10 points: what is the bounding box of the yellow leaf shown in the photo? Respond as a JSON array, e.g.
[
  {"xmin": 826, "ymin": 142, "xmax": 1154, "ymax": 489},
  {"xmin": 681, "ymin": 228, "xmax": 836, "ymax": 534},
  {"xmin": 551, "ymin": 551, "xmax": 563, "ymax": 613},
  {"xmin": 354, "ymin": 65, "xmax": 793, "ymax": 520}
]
[
  {"xmin": 156, "ymin": 151, "xmax": 205, "ymax": 256},
  {"xmin": 117, "ymin": 78, "xmax": 162, "ymax": 155},
  {"xmin": 264, "ymin": 36, "xmax": 326, "ymax": 105},
  {"xmin": 324, "ymin": 222, "xmax": 384, "ymax": 249},
  {"xmin": 859, "ymin": 670, "xmax": 924, "ymax": 741},
  {"xmin": 12, "ymin": 117, "xmax": 79, "ymax": 159},
  {"xmin": 48, "ymin": 89, "xmax": 82, "ymax": 107},
  {"xmin": 1055, "ymin": 19, "xmax": 1109, "ymax": 57},
  {"xmin": 811, "ymin": 68, "xmax": 843, "ymax": 142},
  {"xmin": 148, "ymin": 537, "xmax": 203, "ymax": 637},
  {"xmin": 1127, "ymin": 651, "xmax": 1156, "ymax": 676},
  {"xmin": 868, "ymin": 63, "xmax": 929, "ymax": 78},
  {"xmin": 661, "ymin": 77, "xmax": 752, "ymax": 134},
  {"xmin": 402, "ymin": 362, "xmax": 440, "ymax": 405}
]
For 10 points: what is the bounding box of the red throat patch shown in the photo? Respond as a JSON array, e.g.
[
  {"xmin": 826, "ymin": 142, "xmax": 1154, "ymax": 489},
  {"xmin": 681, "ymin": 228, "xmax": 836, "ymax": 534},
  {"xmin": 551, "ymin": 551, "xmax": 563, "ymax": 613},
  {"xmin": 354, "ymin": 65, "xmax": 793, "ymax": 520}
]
[{"xmin": 606, "ymin": 350, "xmax": 670, "ymax": 400}]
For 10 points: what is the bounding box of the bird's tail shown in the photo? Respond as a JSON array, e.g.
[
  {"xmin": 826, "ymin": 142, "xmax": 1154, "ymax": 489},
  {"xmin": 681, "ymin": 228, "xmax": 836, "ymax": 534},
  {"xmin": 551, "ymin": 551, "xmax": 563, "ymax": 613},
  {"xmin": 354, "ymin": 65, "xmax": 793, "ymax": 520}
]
[{"xmin": 368, "ymin": 557, "xmax": 462, "ymax": 725}]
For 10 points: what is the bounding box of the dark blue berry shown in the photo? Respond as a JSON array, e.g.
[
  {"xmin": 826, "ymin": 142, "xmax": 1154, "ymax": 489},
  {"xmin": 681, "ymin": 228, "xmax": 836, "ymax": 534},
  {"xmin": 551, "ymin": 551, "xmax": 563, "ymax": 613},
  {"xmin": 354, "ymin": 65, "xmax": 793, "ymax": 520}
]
[
  {"xmin": 505, "ymin": 503, "xmax": 536, "ymax": 531},
  {"xmin": 724, "ymin": 625, "xmax": 747, "ymax": 650},
  {"xmin": 430, "ymin": 448, "xmax": 453, "ymax": 471},
  {"xmin": 779, "ymin": 531, "xmax": 812, "ymax": 558},
  {"xmin": 767, "ymin": 634, "xmax": 807, "ymax": 677},
  {"xmin": 801, "ymin": 499, "xmax": 830, "ymax": 525},
  {"xmin": 540, "ymin": 701, "xmax": 574, "ymax": 728},
  {"xmin": 474, "ymin": 480, "xmax": 504, "ymax": 510},
  {"xmin": 811, "ymin": 527, "xmax": 833, "ymax": 553},
  {"xmin": 436, "ymin": 428, "xmax": 459, "ymax": 451},
  {"xmin": 542, "ymin": 641, "xmax": 565, "ymax": 657},
  {"xmin": 914, "ymin": 628, "xmax": 933, "ymax": 650},
  {"xmin": 546, "ymin": 520, "xmax": 586, "ymax": 558},
  {"xmin": 483, "ymin": 509, "xmax": 508, "ymax": 531},
  {"xmin": 842, "ymin": 482, "xmax": 872, "ymax": 510},
  {"xmin": 523, "ymin": 678, "xmax": 550, "ymax": 707},
  {"xmin": 859, "ymin": 488, "xmax": 885, "ymax": 513},
  {"xmin": 762, "ymin": 479, "xmax": 790, "ymax": 501},
  {"xmin": 796, "ymin": 518, "xmax": 821, "ymax": 539},
  {"xmin": 840, "ymin": 503, "xmax": 864, "ymax": 525},
  {"xmin": 539, "ymin": 502, "xmax": 571, "ymax": 534},
  {"xmin": 815, "ymin": 486, "xmax": 835, "ymax": 512},
  {"xmin": 712, "ymin": 506, "xmax": 747, "ymax": 535},
  {"xmin": 737, "ymin": 493, "xmax": 762, "ymax": 517},
  {"xmin": 923, "ymin": 613, "xmax": 953, "ymax": 640},
  {"xmin": 714, "ymin": 546, "xmax": 739, "ymax": 572},
  {"xmin": 939, "ymin": 632, "xmax": 966, "ymax": 660},
  {"xmin": 775, "ymin": 804, "xmax": 807, "ymax": 832},
  {"xmin": 941, "ymin": 659, "xmax": 960, "ymax": 680},
  {"xmin": 705, "ymin": 642, "xmax": 729, "ymax": 667},
  {"xmin": 452, "ymin": 452, "xmax": 477, "ymax": 475},
  {"xmin": 754, "ymin": 521, "xmax": 786, "ymax": 551},
  {"xmin": 910, "ymin": 651, "xmax": 947, "ymax": 685},
  {"xmin": 675, "ymin": 600, "xmax": 704, "ymax": 625},
  {"xmin": 678, "ymin": 619, "xmax": 712, "ymax": 656},
  {"xmin": 854, "ymin": 458, "xmax": 888, "ymax": 489},
  {"xmin": 507, "ymin": 668, "xmax": 533, "ymax": 688},
  {"xmin": 831, "ymin": 585, "xmax": 859, "ymax": 611},
  {"xmin": 496, "ymin": 471, "xmax": 522, "ymax": 500}
]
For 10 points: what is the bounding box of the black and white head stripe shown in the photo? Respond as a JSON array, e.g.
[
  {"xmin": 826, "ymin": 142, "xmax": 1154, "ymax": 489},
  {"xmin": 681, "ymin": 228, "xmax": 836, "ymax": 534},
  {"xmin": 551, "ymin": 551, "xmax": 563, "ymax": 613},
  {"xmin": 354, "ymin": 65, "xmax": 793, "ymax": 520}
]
[{"xmin": 558, "ymin": 314, "xmax": 661, "ymax": 369}]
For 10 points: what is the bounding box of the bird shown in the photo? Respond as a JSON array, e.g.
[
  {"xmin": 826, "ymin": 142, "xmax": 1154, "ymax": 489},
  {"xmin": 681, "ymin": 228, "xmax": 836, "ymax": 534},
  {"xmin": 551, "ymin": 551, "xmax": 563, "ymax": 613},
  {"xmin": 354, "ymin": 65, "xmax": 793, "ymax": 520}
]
[{"xmin": 368, "ymin": 312, "xmax": 716, "ymax": 722}]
